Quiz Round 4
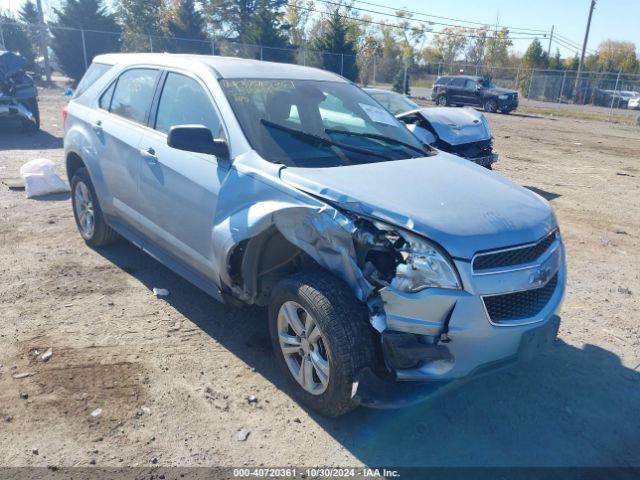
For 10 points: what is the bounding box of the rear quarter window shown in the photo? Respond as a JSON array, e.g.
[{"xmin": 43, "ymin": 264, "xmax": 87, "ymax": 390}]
[{"xmin": 74, "ymin": 63, "xmax": 112, "ymax": 98}]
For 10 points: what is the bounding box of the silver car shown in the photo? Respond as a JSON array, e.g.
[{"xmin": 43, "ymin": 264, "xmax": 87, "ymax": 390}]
[{"xmin": 64, "ymin": 54, "xmax": 566, "ymax": 417}]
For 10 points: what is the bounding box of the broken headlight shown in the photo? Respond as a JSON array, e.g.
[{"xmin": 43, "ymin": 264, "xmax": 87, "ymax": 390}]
[
  {"xmin": 392, "ymin": 231, "xmax": 461, "ymax": 292},
  {"xmin": 353, "ymin": 218, "xmax": 460, "ymax": 293}
]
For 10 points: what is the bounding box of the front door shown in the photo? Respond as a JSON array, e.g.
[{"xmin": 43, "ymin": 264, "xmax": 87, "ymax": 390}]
[{"xmin": 137, "ymin": 71, "xmax": 228, "ymax": 281}]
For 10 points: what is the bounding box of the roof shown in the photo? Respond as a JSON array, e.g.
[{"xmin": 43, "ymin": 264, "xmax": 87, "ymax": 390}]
[
  {"xmin": 92, "ymin": 53, "xmax": 348, "ymax": 82},
  {"xmin": 438, "ymin": 74, "xmax": 482, "ymax": 81}
]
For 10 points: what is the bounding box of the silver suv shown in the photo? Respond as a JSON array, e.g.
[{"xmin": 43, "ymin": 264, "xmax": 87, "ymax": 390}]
[{"xmin": 64, "ymin": 54, "xmax": 565, "ymax": 417}]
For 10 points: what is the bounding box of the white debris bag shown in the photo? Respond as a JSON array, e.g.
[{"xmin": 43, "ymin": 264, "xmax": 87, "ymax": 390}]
[{"xmin": 19, "ymin": 158, "xmax": 70, "ymax": 198}]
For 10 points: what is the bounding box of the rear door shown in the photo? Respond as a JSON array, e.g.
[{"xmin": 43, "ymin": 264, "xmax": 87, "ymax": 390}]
[
  {"xmin": 137, "ymin": 70, "xmax": 228, "ymax": 280},
  {"xmin": 447, "ymin": 77, "xmax": 467, "ymax": 103},
  {"xmin": 92, "ymin": 67, "xmax": 160, "ymax": 229}
]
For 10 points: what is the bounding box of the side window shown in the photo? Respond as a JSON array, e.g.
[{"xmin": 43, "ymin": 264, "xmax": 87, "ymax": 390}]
[
  {"xmin": 155, "ymin": 72, "xmax": 222, "ymax": 136},
  {"xmin": 99, "ymin": 81, "xmax": 116, "ymax": 110},
  {"xmin": 75, "ymin": 63, "xmax": 112, "ymax": 98},
  {"xmin": 465, "ymin": 79, "xmax": 478, "ymax": 90},
  {"xmin": 436, "ymin": 77, "xmax": 451, "ymax": 85},
  {"xmin": 451, "ymin": 78, "xmax": 466, "ymax": 87},
  {"xmin": 109, "ymin": 68, "xmax": 158, "ymax": 124}
]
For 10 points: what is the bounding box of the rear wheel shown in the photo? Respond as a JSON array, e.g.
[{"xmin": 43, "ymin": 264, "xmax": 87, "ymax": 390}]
[
  {"xmin": 71, "ymin": 167, "xmax": 119, "ymax": 247},
  {"xmin": 436, "ymin": 94, "xmax": 449, "ymax": 107},
  {"xmin": 269, "ymin": 271, "xmax": 376, "ymax": 417}
]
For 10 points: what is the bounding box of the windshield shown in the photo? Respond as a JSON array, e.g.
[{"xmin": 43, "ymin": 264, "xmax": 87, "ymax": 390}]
[
  {"xmin": 220, "ymin": 79, "xmax": 429, "ymax": 168},
  {"xmin": 369, "ymin": 91, "xmax": 420, "ymax": 116}
]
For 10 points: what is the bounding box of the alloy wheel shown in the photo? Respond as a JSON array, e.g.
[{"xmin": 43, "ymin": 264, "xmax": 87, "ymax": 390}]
[
  {"xmin": 277, "ymin": 301, "xmax": 330, "ymax": 395},
  {"xmin": 73, "ymin": 181, "xmax": 95, "ymax": 238}
]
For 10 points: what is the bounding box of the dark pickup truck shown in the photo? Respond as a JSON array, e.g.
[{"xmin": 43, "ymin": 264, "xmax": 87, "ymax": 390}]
[{"xmin": 431, "ymin": 75, "xmax": 518, "ymax": 114}]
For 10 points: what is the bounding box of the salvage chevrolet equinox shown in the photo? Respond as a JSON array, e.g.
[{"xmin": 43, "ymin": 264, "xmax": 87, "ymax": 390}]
[{"xmin": 64, "ymin": 54, "xmax": 565, "ymax": 417}]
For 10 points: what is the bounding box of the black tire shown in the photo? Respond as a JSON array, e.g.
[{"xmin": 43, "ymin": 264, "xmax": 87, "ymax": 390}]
[
  {"xmin": 484, "ymin": 99, "xmax": 498, "ymax": 113},
  {"xmin": 269, "ymin": 271, "xmax": 377, "ymax": 417},
  {"xmin": 20, "ymin": 98, "xmax": 40, "ymax": 132},
  {"xmin": 71, "ymin": 167, "xmax": 119, "ymax": 247},
  {"xmin": 499, "ymin": 108, "xmax": 512, "ymax": 114},
  {"xmin": 436, "ymin": 94, "xmax": 449, "ymax": 107}
]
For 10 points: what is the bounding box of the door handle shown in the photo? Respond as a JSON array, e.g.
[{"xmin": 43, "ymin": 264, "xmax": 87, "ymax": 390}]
[
  {"xmin": 92, "ymin": 120, "xmax": 102, "ymax": 133},
  {"xmin": 140, "ymin": 147, "xmax": 158, "ymax": 165}
]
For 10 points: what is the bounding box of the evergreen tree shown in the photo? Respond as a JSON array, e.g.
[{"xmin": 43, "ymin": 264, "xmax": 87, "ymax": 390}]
[
  {"xmin": 241, "ymin": 0, "xmax": 292, "ymax": 62},
  {"xmin": 117, "ymin": 0, "xmax": 166, "ymax": 52},
  {"xmin": 0, "ymin": 12, "xmax": 36, "ymax": 69},
  {"xmin": 202, "ymin": 0, "xmax": 287, "ymax": 41},
  {"xmin": 310, "ymin": 7, "xmax": 358, "ymax": 81},
  {"xmin": 392, "ymin": 68, "xmax": 410, "ymax": 95},
  {"xmin": 50, "ymin": 0, "xmax": 120, "ymax": 81},
  {"xmin": 166, "ymin": 0, "xmax": 209, "ymax": 54},
  {"xmin": 522, "ymin": 38, "xmax": 549, "ymax": 69},
  {"xmin": 548, "ymin": 48, "xmax": 563, "ymax": 70},
  {"xmin": 18, "ymin": 0, "xmax": 41, "ymax": 59}
]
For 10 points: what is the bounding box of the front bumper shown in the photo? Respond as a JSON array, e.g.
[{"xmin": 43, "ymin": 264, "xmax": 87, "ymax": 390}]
[
  {"xmin": 497, "ymin": 97, "xmax": 518, "ymax": 111},
  {"xmin": 365, "ymin": 236, "xmax": 565, "ymax": 389}
]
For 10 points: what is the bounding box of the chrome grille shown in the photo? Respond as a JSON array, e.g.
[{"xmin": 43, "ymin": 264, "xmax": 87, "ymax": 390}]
[
  {"xmin": 473, "ymin": 231, "xmax": 557, "ymax": 272},
  {"xmin": 483, "ymin": 273, "xmax": 558, "ymax": 324}
]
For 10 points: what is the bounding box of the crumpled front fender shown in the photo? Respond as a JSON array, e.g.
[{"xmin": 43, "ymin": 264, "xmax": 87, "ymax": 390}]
[{"xmin": 210, "ymin": 153, "xmax": 374, "ymax": 302}]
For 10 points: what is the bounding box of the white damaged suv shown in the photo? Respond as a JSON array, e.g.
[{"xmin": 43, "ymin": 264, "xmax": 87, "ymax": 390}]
[{"xmin": 64, "ymin": 54, "xmax": 566, "ymax": 416}]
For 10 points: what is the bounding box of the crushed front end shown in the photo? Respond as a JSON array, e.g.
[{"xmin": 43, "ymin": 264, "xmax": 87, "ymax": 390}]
[{"xmin": 350, "ymin": 217, "xmax": 565, "ymax": 407}]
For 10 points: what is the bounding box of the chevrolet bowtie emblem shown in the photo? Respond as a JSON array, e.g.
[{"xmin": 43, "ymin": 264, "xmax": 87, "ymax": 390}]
[{"xmin": 529, "ymin": 267, "xmax": 552, "ymax": 285}]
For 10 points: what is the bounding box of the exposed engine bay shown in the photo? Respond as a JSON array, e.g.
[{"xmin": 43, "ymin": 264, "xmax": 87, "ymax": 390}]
[
  {"xmin": 397, "ymin": 107, "xmax": 497, "ymax": 169},
  {"xmin": 0, "ymin": 50, "xmax": 40, "ymax": 132}
]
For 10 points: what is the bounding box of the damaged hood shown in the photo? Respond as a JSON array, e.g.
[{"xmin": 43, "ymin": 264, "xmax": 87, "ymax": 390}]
[
  {"xmin": 280, "ymin": 153, "xmax": 556, "ymax": 260},
  {"xmin": 415, "ymin": 107, "xmax": 491, "ymax": 146}
]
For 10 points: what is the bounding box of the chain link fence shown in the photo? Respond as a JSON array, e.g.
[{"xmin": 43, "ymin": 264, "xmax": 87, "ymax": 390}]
[{"xmin": 2, "ymin": 19, "xmax": 639, "ymax": 119}]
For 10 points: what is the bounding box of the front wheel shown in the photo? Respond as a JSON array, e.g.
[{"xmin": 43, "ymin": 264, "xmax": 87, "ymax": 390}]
[
  {"xmin": 484, "ymin": 99, "xmax": 498, "ymax": 113},
  {"xmin": 269, "ymin": 271, "xmax": 376, "ymax": 417},
  {"xmin": 21, "ymin": 98, "xmax": 40, "ymax": 132}
]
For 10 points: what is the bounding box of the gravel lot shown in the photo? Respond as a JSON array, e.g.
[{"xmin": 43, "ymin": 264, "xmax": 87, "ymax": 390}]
[{"xmin": 1, "ymin": 84, "xmax": 639, "ymax": 469}]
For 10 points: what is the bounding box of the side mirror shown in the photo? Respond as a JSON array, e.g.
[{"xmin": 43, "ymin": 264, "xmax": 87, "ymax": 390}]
[{"xmin": 167, "ymin": 125, "xmax": 229, "ymax": 159}]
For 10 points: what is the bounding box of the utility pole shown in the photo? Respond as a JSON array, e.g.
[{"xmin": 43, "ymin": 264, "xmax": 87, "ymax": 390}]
[
  {"xmin": 547, "ymin": 25, "xmax": 554, "ymax": 57},
  {"xmin": 35, "ymin": 0, "xmax": 51, "ymax": 83},
  {"xmin": 573, "ymin": 0, "xmax": 596, "ymax": 101}
]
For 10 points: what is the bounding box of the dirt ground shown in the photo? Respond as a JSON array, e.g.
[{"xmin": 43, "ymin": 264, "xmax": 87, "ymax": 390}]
[{"xmin": 1, "ymin": 84, "xmax": 639, "ymax": 470}]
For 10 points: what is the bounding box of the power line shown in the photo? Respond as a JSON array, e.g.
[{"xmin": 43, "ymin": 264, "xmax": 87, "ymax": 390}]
[
  {"xmin": 288, "ymin": 2, "xmax": 548, "ymax": 41},
  {"xmin": 313, "ymin": 0, "xmax": 549, "ymax": 35},
  {"xmin": 345, "ymin": 0, "xmax": 551, "ymax": 33}
]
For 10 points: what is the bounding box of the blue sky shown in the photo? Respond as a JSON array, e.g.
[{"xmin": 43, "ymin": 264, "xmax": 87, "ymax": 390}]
[{"xmin": 2, "ymin": 0, "xmax": 639, "ymax": 57}]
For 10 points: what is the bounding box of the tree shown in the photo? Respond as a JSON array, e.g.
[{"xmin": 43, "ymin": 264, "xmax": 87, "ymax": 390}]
[
  {"xmin": 241, "ymin": 0, "xmax": 292, "ymax": 55},
  {"xmin": 18, "ymin": 0, "xmax": 41, "ymax": 68},
  {"xmin": 522, "ymin": 38, "xmax": 549, "ymax": 69},
  {"xmin": 595, "ymin": 40, "xmax": 639, "ymax": 73},
  {"xmin": 0, "ymin": 12, "xmax": 36, "ymax": 69},
  {"xmin": 49, "ymin": 0, "xmax": 120, "ymax": 81},
  {"xmin": 392, "ymin": 68, "xmax": 409, "ymax": 95},
  {"xmin": 548, "ymin": 48, "xmax": 563, "ymax": 70},
  {"xmin": 310, "ymin": 6, "xmax": 358, "ymax": 81},
  {"xmin": 565, "ymin": 54, "xmax": 579, "ymax": 71},
  {"xmin": 431, "ymin": 27, "xmax": 467, "ymax": 65},
  {"xmin": 201, "ymin": 0, "xmax": 287, "ymax": 41},
  {"xmin": 465, "ymin": 26, "xmax": 489, "ymax": 64},
  {"xmin": 485, "ymin": 27, "xmax": 512, "ymax": 67},
  {"xmin": 117, "ymin": 0, "xmax": 165, "ymax": 52},
  {"xmin": 166, "ymin": 0, "xmax": 209, "ymax": 54},
  {"xmin": 284, "ymin": 0, "xmax": 314, "ymax": 47}
]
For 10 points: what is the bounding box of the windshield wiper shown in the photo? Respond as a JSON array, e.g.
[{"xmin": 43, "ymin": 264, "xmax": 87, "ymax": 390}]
[
  {"xmin": 325, "ymin": 128, "xmax": 430, "ymax": 156},
  {"xmin": 261, "ymin": 119, "xmax": 393, "ymax": 161}
]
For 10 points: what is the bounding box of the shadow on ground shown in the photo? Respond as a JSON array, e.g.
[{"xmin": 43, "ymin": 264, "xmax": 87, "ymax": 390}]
[
  {"xmin": 0, "ymin": 122, "xmax": 62, "ymax": 150},
  {"xmin": 97, "ymin": 240, "xmax": 640, "ymax": 468}
]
